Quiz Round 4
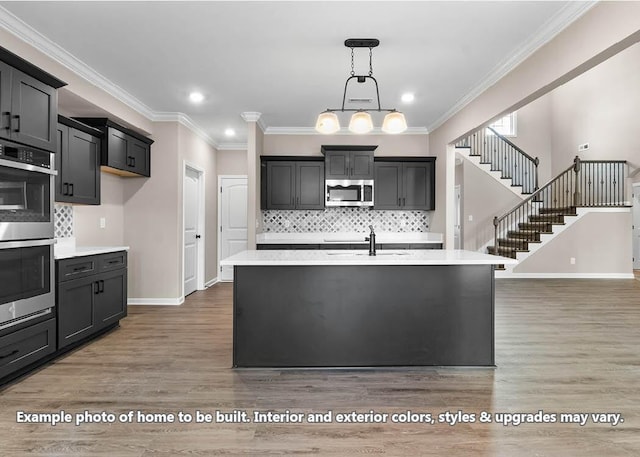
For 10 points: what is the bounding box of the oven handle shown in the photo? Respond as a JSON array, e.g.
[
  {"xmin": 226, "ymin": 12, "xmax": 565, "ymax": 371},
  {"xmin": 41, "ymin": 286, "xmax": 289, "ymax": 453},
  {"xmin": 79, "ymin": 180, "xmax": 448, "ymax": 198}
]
[
  {"xmin": 0, "ymin": 158, "xmax": 57, "ymax": 176},
  {"xmin": 0, "ymin": 239, "xmax": 55, "ymax": 250}
]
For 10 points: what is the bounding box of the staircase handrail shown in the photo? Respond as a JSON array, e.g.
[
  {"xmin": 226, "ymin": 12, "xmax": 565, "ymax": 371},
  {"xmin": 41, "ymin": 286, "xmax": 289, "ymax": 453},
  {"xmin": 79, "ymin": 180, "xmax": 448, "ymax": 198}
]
[
  {"xmin": 485, "ymin": 126, "xmax": 539, "ymax": 165},
  {"xmin": 492, "ymin": 156, "xmax": 627, "ymax": 256}
]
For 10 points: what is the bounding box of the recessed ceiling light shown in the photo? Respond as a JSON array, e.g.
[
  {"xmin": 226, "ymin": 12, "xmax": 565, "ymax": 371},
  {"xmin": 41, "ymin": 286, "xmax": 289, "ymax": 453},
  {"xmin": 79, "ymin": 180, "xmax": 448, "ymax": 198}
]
[
  {"xmin": 401, "ymin": 93, "xmax": 415, "ymax": 103},
  {"xmin": 224, "ymin": 128, "xmax": 235, "ymax": 137},
  {"xmin": 189, "ymin": 92, "xmax": 204, "ymax": 103}
]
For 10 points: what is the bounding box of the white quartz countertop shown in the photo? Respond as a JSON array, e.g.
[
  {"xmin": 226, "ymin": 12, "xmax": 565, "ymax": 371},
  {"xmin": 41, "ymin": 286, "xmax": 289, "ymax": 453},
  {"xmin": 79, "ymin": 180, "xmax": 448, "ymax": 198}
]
[
  {"xmin": 54, "ymin": 238, "xmax": 129, "ymax": 260},
  {"xmin": 256, "ymin": 232, "xmax": 443, "ymax": 244},
  {"xmin": 221, "ymin": 249, "xmax": 517, "ymax": 266}
]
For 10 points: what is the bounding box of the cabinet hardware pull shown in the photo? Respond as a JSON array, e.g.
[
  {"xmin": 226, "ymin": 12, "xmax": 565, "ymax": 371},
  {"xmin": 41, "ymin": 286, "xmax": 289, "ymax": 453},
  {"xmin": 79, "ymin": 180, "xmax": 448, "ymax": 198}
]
[
  {"xmin": 69, "ymin": 183, "xmax": 74, "ymax": 196},
  {"xmin": 107, "ymin": 260, "xmax": 120, "ymax": 264},
  {"xmin": 0, "ymin": 349, "xmax": 19, "ymax": 359},
  {"xmin": 13, "ymin": 115, "xmax": 20, "ymax": 133},
  {"xmin": 99, "ymin": 280, "xmax": 105, "ymax": 293},
  {"xmin": 94, "ymin": 281, "xmax": 100, "ymax": 294},
  {"xmin": 72, "ymin": 266, "xmax": 86, "ymax": 272},
  {"xmin": 398, "ymin": 198, "xmax": 401, "ymax": 206},
  {"xmin": 2, "ymin": 112, "xmax": 9, "ymax": 130}
]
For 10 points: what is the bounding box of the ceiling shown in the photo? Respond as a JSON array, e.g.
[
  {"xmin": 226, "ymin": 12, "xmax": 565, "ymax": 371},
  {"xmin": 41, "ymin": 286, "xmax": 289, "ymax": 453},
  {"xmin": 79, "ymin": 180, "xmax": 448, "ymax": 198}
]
[{"xmin": 0, "ymin": 1, "xmax": 592, "ymax": 147}]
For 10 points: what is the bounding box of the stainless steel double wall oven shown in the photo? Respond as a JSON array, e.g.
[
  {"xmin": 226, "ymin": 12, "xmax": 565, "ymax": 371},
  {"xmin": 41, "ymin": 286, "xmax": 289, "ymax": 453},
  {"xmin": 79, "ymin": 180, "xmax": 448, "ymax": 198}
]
[{"xmin": 0, "ymin": 138, "xmax": 56, "ymax": 330}]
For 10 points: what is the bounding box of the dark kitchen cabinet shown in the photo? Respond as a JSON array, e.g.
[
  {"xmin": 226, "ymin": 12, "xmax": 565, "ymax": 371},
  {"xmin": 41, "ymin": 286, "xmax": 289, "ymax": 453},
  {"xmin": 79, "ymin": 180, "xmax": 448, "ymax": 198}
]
[
  {"xmin": 261, "ymin": 157, "xmax": 324, "ymax": 210},
  {"xmin": 0, "ymin": 318, "xmax": 56, "ymax": 381},
  {"xmin": 56, "ymin": 251, "xmax": 127, "ymax": 350},
  {"xmin": 0, "ymin": 48, "xmax": 66, "ymax": 153},
  {"xmin": 323, "ymin": 146, "xmax": 375, "ymax": 180},
  {"xmin": 56, "ymin": 116, "xmax": 101, "ymax": 205},
  {"xmin": 74, "ymin": 118, "xmax": 153, "ymax": 177},
  {"xmin": 374, "ymin": 158, "xmax": 435, "ymax": 210}
]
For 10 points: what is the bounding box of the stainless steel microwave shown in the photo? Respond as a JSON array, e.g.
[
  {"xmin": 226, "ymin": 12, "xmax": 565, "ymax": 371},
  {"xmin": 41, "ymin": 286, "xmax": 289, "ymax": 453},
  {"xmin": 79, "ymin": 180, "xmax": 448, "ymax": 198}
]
[{"xmin": 326, "ymin": 180, "xmax": 374, "ymax": 207}]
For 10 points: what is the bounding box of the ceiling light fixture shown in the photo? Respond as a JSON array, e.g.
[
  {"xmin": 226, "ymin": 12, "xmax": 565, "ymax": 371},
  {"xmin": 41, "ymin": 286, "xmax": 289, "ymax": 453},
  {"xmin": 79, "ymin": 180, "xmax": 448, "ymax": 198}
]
[
  {"xmin": 189, "ymin": 91, "xmax": 204, "ymax": 103},
  {"xmin": 401, "ymin": 93, "xmax": 415, "ymax": 103},
  {"xmin": 315, "ymin": 38, "xmax": 408, "ymax": 135},
  {"xmin": 224, "ymin": 128, "xmax": 236, "ymax": 137}
]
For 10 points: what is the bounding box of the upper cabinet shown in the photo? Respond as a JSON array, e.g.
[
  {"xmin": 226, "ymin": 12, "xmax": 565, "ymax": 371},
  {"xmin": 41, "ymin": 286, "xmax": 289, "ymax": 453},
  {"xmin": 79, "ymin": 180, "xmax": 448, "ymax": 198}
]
[
  {"xmin": 74, "ymin": 118, "xmax": 153, "ymax": 177},
  {"xmin": 374, "ymin": 158, "xmax": 436, "ymax": 210},
  {"xmin": 322, "ymin": 145, "xmax": 376, "ymax": 180},
  {"xmin": 56, "ymin": 116, "xmax": 102, "ymax": 205},
  {"xmin": 261, "ymin": 157, "xmax": 325, "ymax": 210},
  {"xmin": 0, "ymin": 47, "xmax": 66, "ymax": 153}
]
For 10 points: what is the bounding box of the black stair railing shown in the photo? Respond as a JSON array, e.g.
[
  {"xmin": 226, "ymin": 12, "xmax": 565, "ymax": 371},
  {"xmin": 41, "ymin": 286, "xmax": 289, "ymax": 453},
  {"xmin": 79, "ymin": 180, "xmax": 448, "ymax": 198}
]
[
  {"xmin": 492, "ymin": 157, "xmax": 627, "ymax": 256},
  {"xmin": 456, "ymin": 126, "xmax": 539, "ymax": 194}
]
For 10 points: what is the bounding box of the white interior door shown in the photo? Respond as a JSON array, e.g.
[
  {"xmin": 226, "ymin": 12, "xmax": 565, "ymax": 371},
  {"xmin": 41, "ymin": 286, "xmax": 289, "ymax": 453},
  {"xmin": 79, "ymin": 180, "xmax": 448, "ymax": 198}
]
[
  {"xmin": 220, "ymin": 177, "xmax": 248, "ymax": 281},
  {"xmin": 184, "ymin": 167, "xmax": 200, "ymax": 296},
  {"xmin": 633, "ymin": 185, "xmax": 640, "ymax": 270},
  {"xmin": 454, "ymin": 185, "xmax": 461, "ymax": 249}
]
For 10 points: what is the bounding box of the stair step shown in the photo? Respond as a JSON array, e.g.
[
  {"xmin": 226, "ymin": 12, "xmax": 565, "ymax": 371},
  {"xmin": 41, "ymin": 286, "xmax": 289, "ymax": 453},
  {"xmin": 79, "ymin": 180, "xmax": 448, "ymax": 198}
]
[
  {"xmin": 529, "ymin": 214, "xmax": 565, "ymax": 223},
  {"xmin": 495, "ymin": 264, "xmax": 506, "ymax": 271},
  {"xmin": 487, "ymin": 246, "xmax": 519, "ymax": 259},
  {"xmin": 498, "ymin": 238, "xmax": 541, "ymax": 249},
  {"xmin": 539, "ymin": 206, "xmax": 577, "ymax": 215},
  {"xmin": 507, "ymin": 231, "xmax": 541, "ymax": 241},
  {"xmin": 519, "ymin": 222, "xmax": 552, "ymax": 231}
]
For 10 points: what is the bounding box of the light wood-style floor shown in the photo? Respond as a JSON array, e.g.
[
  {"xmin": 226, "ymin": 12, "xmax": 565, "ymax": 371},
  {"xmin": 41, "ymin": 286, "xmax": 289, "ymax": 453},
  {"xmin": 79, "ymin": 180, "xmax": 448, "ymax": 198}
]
[{"xmin": 2, "ymin": 279, "xmax": 639, "ymax": 456}]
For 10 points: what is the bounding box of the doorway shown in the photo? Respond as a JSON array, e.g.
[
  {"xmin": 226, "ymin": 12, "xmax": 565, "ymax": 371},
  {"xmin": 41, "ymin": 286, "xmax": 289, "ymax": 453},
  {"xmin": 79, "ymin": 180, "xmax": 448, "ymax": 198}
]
[
  {"xmin": 633, "ymin": 183, "xmax": 640, "ymax": 270},
  {"xmin": 454, "ymin": 184, "xmax": 461, "ymax": 249},
  {"xmin": 218, "ymin": 176, "xmax": 248, "ymax": 281},
  {"xmin": 183, "ymin": 163, "xmax": 205, "ymax": 298}
]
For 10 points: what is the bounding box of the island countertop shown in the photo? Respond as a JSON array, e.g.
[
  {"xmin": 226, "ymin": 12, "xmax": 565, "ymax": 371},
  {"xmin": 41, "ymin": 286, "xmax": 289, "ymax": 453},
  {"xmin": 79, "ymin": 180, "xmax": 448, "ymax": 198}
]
[{"xmin": 221, "ymin": 249, "xmax": 517, "ymax": 266}]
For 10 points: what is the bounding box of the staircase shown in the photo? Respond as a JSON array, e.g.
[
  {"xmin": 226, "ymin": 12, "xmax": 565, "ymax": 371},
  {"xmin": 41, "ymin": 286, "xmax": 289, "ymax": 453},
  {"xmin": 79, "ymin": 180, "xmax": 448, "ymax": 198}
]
[
  {"xmin": 488, "ymin": 157, "xmax": 627, "ymax": 263},
  {"xmin": 456, "ymin": 126, "xmax": 539, "ymax": 197}
]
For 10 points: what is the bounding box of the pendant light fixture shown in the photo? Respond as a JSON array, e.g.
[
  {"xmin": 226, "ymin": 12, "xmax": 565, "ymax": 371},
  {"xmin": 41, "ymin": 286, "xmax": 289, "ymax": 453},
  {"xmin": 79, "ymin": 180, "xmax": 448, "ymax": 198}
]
[{"xmin": 315, "ymin": 38, "xmax": 408, "ymax": 135}]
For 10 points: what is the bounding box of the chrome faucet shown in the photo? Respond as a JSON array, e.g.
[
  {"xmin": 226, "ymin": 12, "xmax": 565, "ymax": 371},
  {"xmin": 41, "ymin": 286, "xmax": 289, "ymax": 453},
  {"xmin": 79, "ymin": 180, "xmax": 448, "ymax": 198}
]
[{"xmin": 365, "ymin": 225, "xmax": 376, "ymax": 256}]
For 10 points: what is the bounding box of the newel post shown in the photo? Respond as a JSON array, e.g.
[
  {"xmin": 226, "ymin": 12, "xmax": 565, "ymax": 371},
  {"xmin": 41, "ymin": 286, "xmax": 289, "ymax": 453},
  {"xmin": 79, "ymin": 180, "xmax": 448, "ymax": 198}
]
[{"xmin": 573, "ymin": 156, "xmax": 581, "ymax": 207}]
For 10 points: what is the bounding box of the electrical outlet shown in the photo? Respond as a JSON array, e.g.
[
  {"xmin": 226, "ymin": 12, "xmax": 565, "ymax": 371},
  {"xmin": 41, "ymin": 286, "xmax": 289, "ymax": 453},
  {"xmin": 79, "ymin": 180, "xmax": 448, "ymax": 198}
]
[
  {"xmin": 284, "ymin": 219, "xmax": 291, "ymax": 228},
  {"xmin": 468, "ymin": 215, "xmax": 473, "ymax": 222},
  {"xmin": 578, "ymin": 143, "xmax": 589, "ymax": 152},
  {"xmin": 570, "ymin": 257, "xmax": 576, "ymax": 265},
  {"xmin": 99, "ymin": 217, "xmax": 106, "ymax": 229}
]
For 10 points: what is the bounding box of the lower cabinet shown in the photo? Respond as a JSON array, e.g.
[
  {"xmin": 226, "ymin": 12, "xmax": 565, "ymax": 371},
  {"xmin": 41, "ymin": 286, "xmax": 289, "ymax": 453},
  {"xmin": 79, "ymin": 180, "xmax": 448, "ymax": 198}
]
[
  {"xmin": 256, "ymin": 243, "xmax": 442, "ymax": 250},
  {"xmin": 0, "ymin": 318, "xmax": 56, "ymax": 380},
  {"xmin": 56, "ymin": 252, "xmax": 127, "ymax": 350}
]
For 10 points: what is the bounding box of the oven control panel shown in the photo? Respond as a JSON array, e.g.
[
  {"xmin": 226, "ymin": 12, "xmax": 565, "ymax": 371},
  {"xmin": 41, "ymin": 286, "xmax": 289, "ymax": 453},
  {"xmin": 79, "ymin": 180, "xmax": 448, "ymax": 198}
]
[{"xmin": 0, "ymin": 142, "xmax": 52, "ymax": 169}]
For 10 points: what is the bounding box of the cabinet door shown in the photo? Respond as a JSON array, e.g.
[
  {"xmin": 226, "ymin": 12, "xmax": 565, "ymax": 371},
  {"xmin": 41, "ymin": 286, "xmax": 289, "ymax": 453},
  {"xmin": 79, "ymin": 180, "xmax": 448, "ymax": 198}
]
[
  {"xmin": 350, "ymin": 151, "xmax": 374, "ymax": 179},
  {"xmin": 55, "ymin": 123, "xmax": 69, "ymax": 202},
  {"xmin": 296, "ymin": 162, "xmax": 324, "ymax": 210},
  {"xmin": 128, "ymin": 137, "xmax": 150, "ymax": 176},
  {"xmin": 0, "ymin": 61, "xmax": 11, "ymax": 141},
  {"xmin": 106, "ymin": 127, "xmax": 129, "ymax": 170},
  {"xmin": 403, "ymin": 162, "xmax": 432, "ymax": 210},
  {"xmin": 10, "ymin": 70, "xmax": 57, "ymax": 152},
  {"xmin": 324, "ymin": 151, "xmax": 350, "ymax": 179},
  {"xmin": 57, "ymin": 275, "xmax": 97, "ymax": 349},
  {"xmin": 266, "ymin": 161, "xmax": 295, "ymax": 209},
  {"xmin": 65, "ymin": 128, "xmax": 100, "ymax": 205},
  {"xmin": 374, "ymin": 162, "xmax": 402, "ymax": 209},
  {"xmin": 95, "ymin": 269, "xmax": 127, "ymax": 328}
]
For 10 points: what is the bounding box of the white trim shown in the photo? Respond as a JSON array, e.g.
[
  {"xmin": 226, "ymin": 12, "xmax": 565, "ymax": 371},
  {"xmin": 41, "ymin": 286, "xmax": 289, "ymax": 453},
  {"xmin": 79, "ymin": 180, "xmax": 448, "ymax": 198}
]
[
  {"xmin": 128, "ymin": 297, "xmax": 184, "ymax": 306},
  {"xmin": 182, "ymin": 161, "xmax": 206, "ymax": 299},
  {"xmin": 154, "ymin": 112, "xmax": 218, "ymax": 148},
  {"xmin": 496, "ymin": 273, "xmax": 635, "ymax": 279},
  {"xmin": 217, "ymin": 143, "xmax": 248, "ymax": 151},
  {"xmin": 263, "ymin": 126, "xmax": 429, "ymax": 135},
  {"xmin": 427, "ymin": 2, "xmax": 596, "ymax": 133},
  {"xmin": 241, "ymin": 112, "xmax": 262, "ymax": 122},
  {"xmin": 218, "ymin": 175, "xmax": 249, "ymax": 282},
  {"xmin": 205, "ymin": 277, "xmax": 219, "ymax": 288}
]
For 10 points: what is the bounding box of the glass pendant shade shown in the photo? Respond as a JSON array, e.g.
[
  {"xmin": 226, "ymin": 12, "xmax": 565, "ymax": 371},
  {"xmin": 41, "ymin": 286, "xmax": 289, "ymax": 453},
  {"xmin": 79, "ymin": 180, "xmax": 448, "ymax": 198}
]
[
  {"xmin": 315, "ymin": 111, "xmax": 340, "ymax": 134},
  {"xmin": 348, "ymin": 111, "xmax": 374, "ymax": 134},
  {"xmin": 381, "ymin": 111, "xmax": 408, "ymax": 134}
]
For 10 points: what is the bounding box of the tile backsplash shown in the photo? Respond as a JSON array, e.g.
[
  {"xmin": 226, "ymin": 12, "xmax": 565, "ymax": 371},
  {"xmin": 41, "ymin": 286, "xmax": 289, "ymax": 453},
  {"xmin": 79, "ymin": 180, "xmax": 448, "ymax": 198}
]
[
  {"xmin": 54, "ymin": 203, "xmax": 74, "ymax": 238},
  {"xmin": 262, "ymin": 208, "xmax": 430, "ymax": 233}
]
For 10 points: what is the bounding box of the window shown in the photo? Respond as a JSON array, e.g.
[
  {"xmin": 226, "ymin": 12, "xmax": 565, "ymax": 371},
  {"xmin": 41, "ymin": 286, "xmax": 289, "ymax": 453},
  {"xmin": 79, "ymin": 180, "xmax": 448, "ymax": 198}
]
[{"xmin": 487, "ymin": 112, "xmax": 517, "ymax": 137}]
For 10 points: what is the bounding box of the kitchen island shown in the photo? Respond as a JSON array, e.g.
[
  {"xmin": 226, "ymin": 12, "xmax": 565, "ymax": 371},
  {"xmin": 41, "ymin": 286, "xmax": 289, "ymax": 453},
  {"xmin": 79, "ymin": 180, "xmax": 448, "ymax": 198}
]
[{"xmin": 220, "ymin": 250, "xmax": 516, "ymax": 368}]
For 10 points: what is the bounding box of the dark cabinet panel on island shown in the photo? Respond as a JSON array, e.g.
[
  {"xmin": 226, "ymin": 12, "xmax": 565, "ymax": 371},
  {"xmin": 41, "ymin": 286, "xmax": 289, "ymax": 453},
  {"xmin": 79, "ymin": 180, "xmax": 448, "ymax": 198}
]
[
  {"xmin": 374, "ymin": 158, "xmax": 435, "ymax": 210},
  {"xmin": 56, "ymin": 116, "xmax": 102, "ymax": 205},
  {"xmin": 74, "ymin": 118, "xmax": 153, "ymax": 177},
  {"xmin": 0, "ymin": 46, "xmax": 66, "ymax": 153},
  {"xmin": 261, "ymin": 157, "xmax": 324, "ymax": 210}
]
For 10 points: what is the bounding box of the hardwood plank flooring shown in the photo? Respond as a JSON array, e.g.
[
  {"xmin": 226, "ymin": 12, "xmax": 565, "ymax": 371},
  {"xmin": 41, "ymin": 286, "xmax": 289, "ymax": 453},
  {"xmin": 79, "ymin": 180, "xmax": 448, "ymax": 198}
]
[{"xmin": 1, "ymin": 279, "xmax": 639, "ymax": 456}]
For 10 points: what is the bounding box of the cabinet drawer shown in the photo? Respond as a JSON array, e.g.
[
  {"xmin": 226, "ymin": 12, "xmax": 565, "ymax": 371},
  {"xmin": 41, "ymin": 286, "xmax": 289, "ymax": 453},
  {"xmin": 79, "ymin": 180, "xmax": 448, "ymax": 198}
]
[
  {"xmin": 98, "ymin": 251, "xmax": 127, "ymax": 272},
  {"xmin": 0, "ymin": 318, "xmax": 56, "ymax": 380},
  {"xmin": 57, "ymin": 256, "xmax": 98, "ymax": 281}
]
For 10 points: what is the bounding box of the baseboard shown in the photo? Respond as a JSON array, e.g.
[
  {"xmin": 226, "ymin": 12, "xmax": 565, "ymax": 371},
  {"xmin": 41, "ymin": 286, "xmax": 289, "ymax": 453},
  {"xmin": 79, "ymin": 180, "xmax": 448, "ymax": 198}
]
[
  {"xmin": 205, "ymin": 277, "xmax": 219, "ymax": 288},
  {"xmin": 495, "ymin": 272, "xmax": 635, "ymax": 279},
  {"xmin": 128, "ymin": 297, "xmax": 185, "ymax": 306}
]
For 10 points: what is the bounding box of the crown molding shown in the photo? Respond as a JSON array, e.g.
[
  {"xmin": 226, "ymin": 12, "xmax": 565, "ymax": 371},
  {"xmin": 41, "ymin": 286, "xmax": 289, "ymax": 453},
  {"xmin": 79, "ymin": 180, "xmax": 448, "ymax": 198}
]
[
  {"xmin": 427, "ymin": 1, "xmax": 597, "ymax": 133},
  {"xmin": 216, "ymin": 143, "xmax": 248, "ymax": 151},
  {"xmin": 241, "ymin": 112, "xmax": 262, "ymax": 122},
  {"xmin": 264, "ymin": 126, "xmax": 429, "ymax": 135},
  {"xmin": 152, "ymin": 112, "xmax": 219, "ymax": 148}
]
